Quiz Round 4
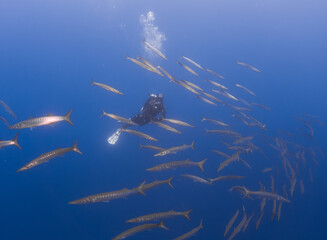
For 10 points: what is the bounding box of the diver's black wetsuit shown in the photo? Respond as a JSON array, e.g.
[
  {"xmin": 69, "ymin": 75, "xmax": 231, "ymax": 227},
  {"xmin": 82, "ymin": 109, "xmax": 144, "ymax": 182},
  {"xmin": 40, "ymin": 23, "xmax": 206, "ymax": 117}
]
[
  {"xmin": 131, "ymin": 94, "xmax": 166, "ymax": 125},
  {"xmin": 107, "ymin": 94, "xmax": 165, "ymax": 144},
  {"xmin": 121, "ymin": 94, "xmax": 165, "ymax": 129}
]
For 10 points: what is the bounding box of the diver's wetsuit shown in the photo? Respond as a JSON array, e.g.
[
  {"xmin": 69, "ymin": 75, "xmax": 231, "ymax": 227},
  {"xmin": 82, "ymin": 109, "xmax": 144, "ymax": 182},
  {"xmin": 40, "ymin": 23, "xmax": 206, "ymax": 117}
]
[
  {"xmin": 130, "ymin": 94, "xmax": 166, "ymax": 126},
  {"xmin": 108, "ymin": 94, "xmax": 165, "ymax": 144}
]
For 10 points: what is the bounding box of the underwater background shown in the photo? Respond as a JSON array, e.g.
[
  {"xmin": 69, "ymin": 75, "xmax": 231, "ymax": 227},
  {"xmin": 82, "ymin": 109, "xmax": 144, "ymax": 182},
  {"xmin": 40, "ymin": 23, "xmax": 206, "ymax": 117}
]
[{"xmin": 1, "ymin": 0, "xmax": 327, "ymax": 239}]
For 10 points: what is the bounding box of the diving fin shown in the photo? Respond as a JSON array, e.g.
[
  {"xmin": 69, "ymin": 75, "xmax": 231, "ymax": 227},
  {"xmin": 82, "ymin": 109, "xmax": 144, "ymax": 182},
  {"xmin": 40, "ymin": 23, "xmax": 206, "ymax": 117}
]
[{"xmin": 107, "ymin": 128, "xmax": 122, "ymax": 145}]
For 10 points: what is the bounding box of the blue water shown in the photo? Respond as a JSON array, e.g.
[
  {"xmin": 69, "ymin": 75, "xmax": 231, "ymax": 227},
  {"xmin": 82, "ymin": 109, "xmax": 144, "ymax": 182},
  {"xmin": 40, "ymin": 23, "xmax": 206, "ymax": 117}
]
[{"xmin": 1, "ymin": 1, "xmax": 327, "ymax": 239}]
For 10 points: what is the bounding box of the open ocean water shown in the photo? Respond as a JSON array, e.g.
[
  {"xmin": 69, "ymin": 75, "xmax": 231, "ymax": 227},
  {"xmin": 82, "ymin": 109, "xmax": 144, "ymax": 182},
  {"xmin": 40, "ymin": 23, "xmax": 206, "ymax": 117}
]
[{"xmin": 1, "ymin": 1, "xmax": 327, "ymax": 239}]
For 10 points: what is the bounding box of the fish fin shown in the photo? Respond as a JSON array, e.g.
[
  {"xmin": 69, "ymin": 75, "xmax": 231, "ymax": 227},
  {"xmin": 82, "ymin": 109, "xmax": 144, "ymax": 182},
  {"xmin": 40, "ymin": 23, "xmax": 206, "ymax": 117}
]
[
  {"xmin": 183, "ymin": 209, "xmax": 192, "ymax": 221},
  {"xmin": 90, "ymin": 79, "xmax": 95, "ymax": 86},
  {"xmin": 46, "ymin": 113, "xmax": 52, "ymax": 116},
  {"xmin": 138, "ymin": 181, "xmax": 146, "ymax": 196},
  {"xmin": 191, "ymin": 141, "xmax": 195, "ymax": 150},
  {"xmin": 243, "ymin": 187, "xmax": 250, "ymax": 199},
  {"xmin": 100, "ymin": 110, "xmax": 106, "ymax": 118},
  {"xmin": 28, "ymin": 115, "xmax": 33, "ymax": 119},
  {"xmin": 167, "ymin": 177, "xmax": 174, "ymax": 189},
  {"xmin": 72, "ymin": 140, "xmax": 82, "ymax": 154},
  {"xmin": 12, "ymin": 133, "xmax": 22, "ymax": 150},
  {"xmin": 199, "ymin": 219, "xmax": 203, "ymax": 228},
  {"xmin": 185, "ymin": 158, "xmax": 191, "ymax": 162},
  {"xmin": 64, "ymin": 109, "xmax": 73, "ymax": 126},
  {"xmin": 198, "ymin": 158, "xmax": 207, "ymax": 173},
  {"xmin": 159, "ymin": 220, "xmax": 169, "ymax": 231}
]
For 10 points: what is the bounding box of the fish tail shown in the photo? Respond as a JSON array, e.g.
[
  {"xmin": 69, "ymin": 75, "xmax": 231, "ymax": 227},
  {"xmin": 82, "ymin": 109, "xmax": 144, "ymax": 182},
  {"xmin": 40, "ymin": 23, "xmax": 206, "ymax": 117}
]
[
  {"xmin": 139, "ymin": 144, "xmax": 143, "ymax": 149},
  {"xmin": 198, "ymin": 158, "xmax": 207, "ymax": 173},
  {"xmin": 201, "ymin": 117, "xmax": 206, "ymax": 122},
  {"xmin": 100, "ymin": 110, "xmax": 106, "ymax": 118},
  {"xmin": 205, "ymin": 128, "xmax": 208, "ymax": 134},
  {"xmin": 191, "ymin": 141, "xmax": 195, "ymax": 150},
  {"xmin": 64, "ymin": 109, "xmax": 73, "ymax": 126},
  {"xmin": 199, "ymin": 219, "xmax": 203, "ymax": 228},
  {"xmin": 12, "ymin": 132, "xmax": 22, "ymax": 150},
  {"xmin": 166, "ymin": 177, "xmax": 174, "ymax": 189},
  {"xmin": 137, "ymin": 181, "xmax": 146, "ymax": 196},
  {"xmin": 72, "ymin": 140, "xmax": 82, "ymax": 154},
  {"xmin": 243, "ymin": 187, "xmax": 250, "ymax": 199},
  {"xmin": 90, "ymin": 79, "xmax": 95, "ymax": 86},
  {"xmin": 183, "ymin": 209, "xmax": 192, "ymax": 221},
  {"xmin": 159, "ymin": 220, "xmax": 169, "ymax": 231}
]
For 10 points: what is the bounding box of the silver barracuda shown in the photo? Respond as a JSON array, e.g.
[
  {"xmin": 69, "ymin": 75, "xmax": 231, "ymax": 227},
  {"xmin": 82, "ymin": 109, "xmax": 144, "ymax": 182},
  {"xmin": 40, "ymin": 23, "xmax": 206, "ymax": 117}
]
[
  {"xmin": 0, "ymin": 100, "xmax": 17, "ymax": 119},
  {"xmin": 154, "ymin": 141, "xmax": 194, "ymax": 157},
  {"xmin": 152, "ymin": 121, "xmax": 182, "ymax": 134},
  {"xmin": 142, "ymin": 41, "xmax": 168, "ymax": 60},
  {"xmin": 181, "ymin": 174, "xmax": 212, "ymax": 185},
  {"xmin": 17, "ymin": 140, "xmax": 82, "ymax": 172},
  {"xmin": 236, "ymin": 61, "xmax": 261, "ymax": 72},
  {"xmin": 157, "ymin": 66, "xmax": 173, "ymax": 80},
  {"xmin": 126, "ymin": 209, "xmax": 192, "ymax": 223},
  {"xmin": 69, "ymin": 181, "xmax": 146, "ymax": 204},
  {"xmin": 126, "ymin": 55, "xmax": 157, "ymax": 73},
  {"xmin": 173, "ymin": 220, "xmax": 203, "ymax": 240},
  {"xmin": 112, "ymin": 220, "xmax": 168, "ymax": 240},
  {"xmin": 202, "ymin": 117, "xmax": 229, "ymax": 127},
  {"xmin": 182, "ymin": 80, "xmax": 203, "ymax": 91},
  {"xmin": 121, "ymin": 129, "xmax": 158, "ymax": 141},
  {"xmin": 147, "ymin": 158, "xmax": 207, "ymax": 173},
  {"xmin": 137, "ymin": 56, "xmax": 164, "ymax": 76},
  {"xmin": 8, "ymin": 110, "xmax": 73, "ymax": 129},
  {"xmin": 206, "ymin": 79, "xmax": 228, "ymax": 90},
  {"xmin": 91, "ymin": 80, "xmax": 124, "ymax": 95},
  {"xmin": 178, "ymin": 61, "xmax": 198, "ymax": 76},
  {"xmin": 235, "ymin": 84, "xmax": 256, "ymax": 96},
  {"xmin": 101, "ymin": 111, "xmax": 138, "ymax": 126},
  {"xmin": 163, "ymin": 118, "xmax": 194, "ymax": 127},
  {"xmin": 142, "ymin": 177, "xmax": 174, "ymax": 192},
  {"xmin": 205, "ymin": 68, "xmax": 225, "ymax": 80},
  {"xmin": 181, "ymin": 56, "xmax": 204, "ymax": 70}
]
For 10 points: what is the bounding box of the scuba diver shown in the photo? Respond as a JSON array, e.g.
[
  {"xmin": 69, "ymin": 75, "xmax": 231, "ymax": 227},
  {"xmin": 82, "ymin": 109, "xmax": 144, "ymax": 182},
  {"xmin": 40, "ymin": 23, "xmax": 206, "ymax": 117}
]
[{"xmin": 108, "ymin": 93, "xmax": 166, "ymax": 145}]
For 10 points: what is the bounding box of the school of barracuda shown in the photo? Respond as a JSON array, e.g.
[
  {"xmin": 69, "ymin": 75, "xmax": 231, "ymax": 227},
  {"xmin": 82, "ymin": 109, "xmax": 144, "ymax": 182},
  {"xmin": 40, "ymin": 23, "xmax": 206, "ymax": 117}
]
[{"xmin": 0, "ymin": 39, "xmax": 324, "ymax": 240}]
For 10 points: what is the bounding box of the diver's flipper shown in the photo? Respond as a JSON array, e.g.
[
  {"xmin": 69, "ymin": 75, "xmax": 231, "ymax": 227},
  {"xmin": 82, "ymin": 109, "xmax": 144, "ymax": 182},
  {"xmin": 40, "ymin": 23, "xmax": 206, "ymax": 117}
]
[{"xmin": 108, "ymin": 128, "xmax": 122, "ymax": 145}]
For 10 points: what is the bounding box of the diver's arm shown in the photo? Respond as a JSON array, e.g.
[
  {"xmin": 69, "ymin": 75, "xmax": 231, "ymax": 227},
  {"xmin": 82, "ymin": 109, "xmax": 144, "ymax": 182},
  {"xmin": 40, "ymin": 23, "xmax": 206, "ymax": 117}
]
[{"xmin": 153, "ymin": 106, "xmax": 166, "ymax": 122}]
